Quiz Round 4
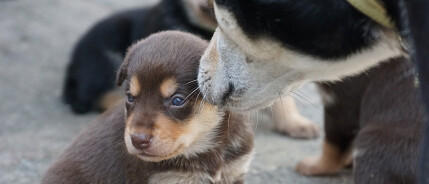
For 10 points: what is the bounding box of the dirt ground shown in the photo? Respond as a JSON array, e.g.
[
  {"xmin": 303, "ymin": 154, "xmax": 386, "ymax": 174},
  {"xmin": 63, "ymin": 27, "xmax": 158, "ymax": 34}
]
[{"xmin": 0, "ymin": 0, "xmax": 352, "ymax": 183}]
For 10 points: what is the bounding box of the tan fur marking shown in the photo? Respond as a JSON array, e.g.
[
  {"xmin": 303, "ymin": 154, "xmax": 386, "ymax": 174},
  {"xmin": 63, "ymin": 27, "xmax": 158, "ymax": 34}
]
[
  {"xmin": 160, "ymin": 78, "xmax": 178, "ymax": 98},
  {"xmin": 98, "ymin": 91, "xmax": 122, "ymax": 111},
  {"xmin": 130, "ymin": 76, "xmax": 141, "ymax": 96},
  {"xmin": 154, "ymin": 113, "xmax": 184, "ymax": 140},
  {"xmin": 296, "ymin": 141, "xmax": 350, "ymax": 175},
  {"xmin": 126, "ymin": 114, "xmax": 134, "ymax": 126},
  {"xmin": 126, "ymin": 114, "xmax": 186, "ymax": 162},
  {"xmin": 124, "ymin": 114, "xmax": 134, "ymax": 153},
  {"xmin": 179, "ymin": 102, "xmax": 223, "ymax": 157}
]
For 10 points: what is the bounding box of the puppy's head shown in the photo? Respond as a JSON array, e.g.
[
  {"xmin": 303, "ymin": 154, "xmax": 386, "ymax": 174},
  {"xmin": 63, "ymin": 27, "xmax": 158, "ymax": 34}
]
[
  {"xmin": 198, "ymin": 0, "xmax": 402, "ymax": 111},
  {"xmin": 117, "ymin": 31, "xmax": 222, "ymax": 162}
]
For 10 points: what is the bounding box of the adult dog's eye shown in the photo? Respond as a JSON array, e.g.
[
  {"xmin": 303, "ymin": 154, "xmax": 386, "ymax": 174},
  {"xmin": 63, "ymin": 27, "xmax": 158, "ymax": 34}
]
[
  {"xmin": 126, "ymin": 93, "xmax": 134, "ymax": 103},
  {"xmin": 171, "ymin": 96, "xmax": 185, "ymax": 106}
]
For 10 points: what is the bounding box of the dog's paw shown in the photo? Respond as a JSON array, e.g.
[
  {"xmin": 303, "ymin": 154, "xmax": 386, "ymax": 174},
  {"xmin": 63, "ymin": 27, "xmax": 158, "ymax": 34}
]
[
  {"xmin": 272, "ymin": 96, "xmax": 319, "ymax": 139},
  {"xmin": 275, "ymin": 116, "xmax": 320, "ymax": 139},
  {"xmin": 295, "ymin": 156, "xmax": 341, "ymax": 176}
]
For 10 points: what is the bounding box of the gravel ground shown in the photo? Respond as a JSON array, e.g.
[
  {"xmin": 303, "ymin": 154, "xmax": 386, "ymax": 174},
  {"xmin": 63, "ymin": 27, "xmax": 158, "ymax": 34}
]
[{"xmin": 0, "ymin": 0, "xmax": 352, "ymax": 183}]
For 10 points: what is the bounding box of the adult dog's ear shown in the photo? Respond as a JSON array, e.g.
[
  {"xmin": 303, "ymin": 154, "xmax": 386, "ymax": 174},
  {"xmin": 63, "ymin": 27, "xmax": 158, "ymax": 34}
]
[{"xmin": 116, "ymin": 53, "xmax": 131, "ymax": 87}]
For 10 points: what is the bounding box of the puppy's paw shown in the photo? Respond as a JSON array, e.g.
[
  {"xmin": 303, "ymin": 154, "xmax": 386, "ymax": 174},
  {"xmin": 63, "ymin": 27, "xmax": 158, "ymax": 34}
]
[
  {"xmin": 275, "ymin": 116, "xmax": 320, "ymax": 139},
  {"xmin": 295, "ymin": 156, "xmax": 341, "ymax": 176}
]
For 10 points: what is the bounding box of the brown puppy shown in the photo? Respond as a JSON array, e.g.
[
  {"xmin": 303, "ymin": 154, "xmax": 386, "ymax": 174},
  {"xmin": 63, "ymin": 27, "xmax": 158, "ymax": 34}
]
[
  {"xmin": 296, "ymin": 57, "xmax": 427, "ymax": 183},
  {"xmin": 42, "ymin": 31, "xmax": 254, "ymax": 184}
]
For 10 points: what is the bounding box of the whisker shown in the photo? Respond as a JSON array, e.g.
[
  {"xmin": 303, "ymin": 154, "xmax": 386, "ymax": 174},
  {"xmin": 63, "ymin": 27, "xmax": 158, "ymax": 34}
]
[
  {"xmin": 288, "ymin": 93, "xmax": 305, "ymax": 106},
  {"xmin": 279, "ymin": 93, "xmax": 288, "ymax": 122},
  {"xmin": 291, "ymin": 91, "xmax": 321, "ymax": 110},
  {"xmin": 255, "ymin": 110, "xmax": 259, "ymax": 132},
  {"xmin": 290, "ymin": 91, "xmax": 334, "ymax": 120},
  {"xmin": 201, "ymin": 98, "xmax": 207, "ymax": 113},
  {"xmin": 270, "ymin": 105, "xmax": 274, "ymax": 121},
  {"xmin": 293, "ymin": 89, "xmax": 309, "ymax": 97},
  {"xmin": 251, "ymin": 110, "xmax": 259, "ymax": 133},
  {"xmin": 185, "ymin": 86, "xmax": 199, "ymax": 100},
  {"xmin": 198, "ymin": 94, "xmax": 206, "ymax": 113},
  {"xmin": 227, "ymin": 113, "xmax": 231, "ymax": 136},
  {"xmin": 247, "ymin": 111, "xmax": 252, "ymax": 131},
  {"xmin": 194, "ymin": 91, "xmax": 202, "ymax": 105},
  {"xmin": 183, "ymin": 79, "xmax": 198, "ymax": 86}
]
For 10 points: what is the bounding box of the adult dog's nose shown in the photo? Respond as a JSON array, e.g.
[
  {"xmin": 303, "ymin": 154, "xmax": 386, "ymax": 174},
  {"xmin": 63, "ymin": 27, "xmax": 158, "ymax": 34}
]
[{"xmin": 131, "ymin": 134, "xmax": 152, "ymax": 150}]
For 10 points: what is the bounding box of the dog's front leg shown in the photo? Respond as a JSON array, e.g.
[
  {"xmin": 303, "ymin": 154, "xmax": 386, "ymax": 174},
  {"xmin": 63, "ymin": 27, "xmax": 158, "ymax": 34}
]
[{"xmin": 296, "ymin": 81, "xmax": 362, "ymax": 175}]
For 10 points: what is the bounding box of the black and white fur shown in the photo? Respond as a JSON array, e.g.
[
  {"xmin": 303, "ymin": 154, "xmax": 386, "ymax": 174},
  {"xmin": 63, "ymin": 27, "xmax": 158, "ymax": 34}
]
[
  {"xmin": 198, "ymin": 0, "xmax": 406, "ymax": 110},
  {"xmin": 197, "ymin": 0, "xmax": 429, "ymax": 183}
]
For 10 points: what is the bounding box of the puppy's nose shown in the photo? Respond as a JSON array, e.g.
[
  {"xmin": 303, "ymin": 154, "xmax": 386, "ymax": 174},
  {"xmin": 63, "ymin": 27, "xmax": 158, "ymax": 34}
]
[{"xmin": 131, "ymin": 134, "xmax": 152, "ymax": 150}]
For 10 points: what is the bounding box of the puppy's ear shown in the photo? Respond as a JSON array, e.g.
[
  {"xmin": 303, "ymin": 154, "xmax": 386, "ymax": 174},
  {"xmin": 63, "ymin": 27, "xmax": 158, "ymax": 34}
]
[
  {"xmin": 116, "ymin": 53, "xmax": 131, "ymax": 87},
  {"xmin": 118, "ymin": 42, "xmax": 140, "ymax": 86}
]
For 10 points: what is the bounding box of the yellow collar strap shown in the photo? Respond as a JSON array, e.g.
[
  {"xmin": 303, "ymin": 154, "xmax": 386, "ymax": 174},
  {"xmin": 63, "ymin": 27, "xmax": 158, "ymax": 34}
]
[{"xmin": 346, "ymin": 0, "xmax": 395, "ymax": 29}]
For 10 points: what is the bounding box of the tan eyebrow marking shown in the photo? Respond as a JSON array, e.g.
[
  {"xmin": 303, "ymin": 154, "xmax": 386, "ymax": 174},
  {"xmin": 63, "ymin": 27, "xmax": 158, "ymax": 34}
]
[
  {"xmin": 130, "ymin": 76, "xmax": 141, "ymax": 96},
  {"xmin": 160, "ymin": 78, "xmax": 178, "ymax": 98}
]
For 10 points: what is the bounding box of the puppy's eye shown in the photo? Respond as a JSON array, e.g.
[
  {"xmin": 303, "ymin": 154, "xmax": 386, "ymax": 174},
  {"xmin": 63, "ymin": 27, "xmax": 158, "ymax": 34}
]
[
  {"xmin": 171, "ymin": 96, "xmax": 185, "ymax": 106},
  {"xmin": 126, "ymin": 93, "xmax": 134, "ymax": 103}
]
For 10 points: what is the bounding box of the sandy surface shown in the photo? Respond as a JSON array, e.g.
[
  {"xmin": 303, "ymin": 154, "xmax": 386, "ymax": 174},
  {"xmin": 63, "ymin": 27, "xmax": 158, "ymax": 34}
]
[{"xmin": 0, "ymin": 0, "xmax": 352, "ymax": 183}]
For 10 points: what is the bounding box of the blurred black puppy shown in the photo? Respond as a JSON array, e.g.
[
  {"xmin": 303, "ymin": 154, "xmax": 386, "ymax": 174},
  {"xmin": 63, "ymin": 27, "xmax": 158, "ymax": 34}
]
[{"xmin": 63, "ymin": 0, "xmax": 216, "ymax": 113}]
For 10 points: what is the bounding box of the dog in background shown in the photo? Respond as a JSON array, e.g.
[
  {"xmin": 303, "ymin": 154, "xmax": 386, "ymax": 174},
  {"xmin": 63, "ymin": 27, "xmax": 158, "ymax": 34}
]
[
  {"xmin": 197, "ymin": 0, "xmax": 429, "ymax": 183},
  {"xmin": 62, "ymin": 0, "xmax": 319, "ymax": 139},
  {"xmin": 43, "ymin": 31, "xmax": 254, "ymax": 184}
]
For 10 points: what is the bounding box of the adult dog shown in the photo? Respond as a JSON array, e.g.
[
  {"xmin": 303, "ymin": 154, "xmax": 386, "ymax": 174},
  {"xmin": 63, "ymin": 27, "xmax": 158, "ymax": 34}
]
[{"xmin": 197, "ymin": 0, "xmax": 429, "ymax": 183}]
